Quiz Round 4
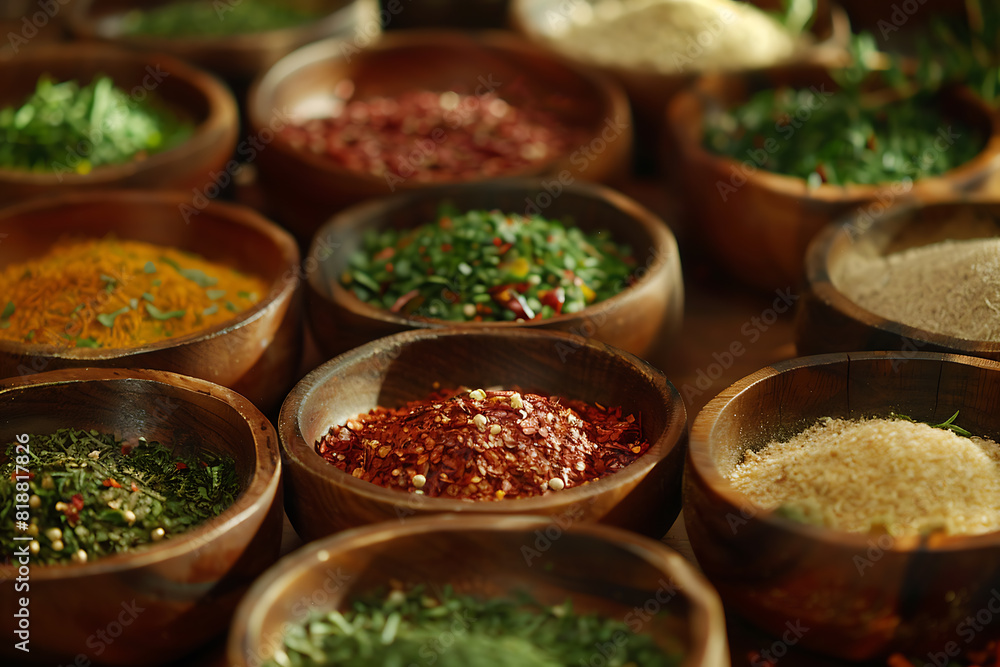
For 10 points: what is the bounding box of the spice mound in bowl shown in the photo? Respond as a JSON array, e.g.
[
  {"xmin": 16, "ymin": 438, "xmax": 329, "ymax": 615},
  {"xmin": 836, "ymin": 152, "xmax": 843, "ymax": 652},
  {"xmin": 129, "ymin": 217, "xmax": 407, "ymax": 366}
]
[
  {"xmin": 278, "ymin": 328, "xmax": 688, "ymax": 541},
  {"xmin": 685, "ymin": 351, "xmax": 1000, "ymax": 660},
  {"xmin": 305, "ymin": 179, "xmax": 683, "ymax": 367},
  {"xmin": 796, "ymin": 197, "xmax": 1000, "ymax": 361},
  {"xmin": 316, "ymin": 387, "xmax": 649, "ymax": 500},
  {"xmin": 0, "ymin": 367, "xmax": 283, "ymax": 667},
  {"xmin": 227, "ymin": 516, "xmax": 730, "ymax": 667}
]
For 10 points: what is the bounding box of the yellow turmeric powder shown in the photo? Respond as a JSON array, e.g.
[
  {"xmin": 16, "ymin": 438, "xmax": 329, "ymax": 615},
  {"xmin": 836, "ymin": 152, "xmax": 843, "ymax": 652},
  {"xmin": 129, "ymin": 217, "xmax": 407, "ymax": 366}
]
[{"xmin": 0, "ymin": 236, "xmax": 268, "ymax": 349}]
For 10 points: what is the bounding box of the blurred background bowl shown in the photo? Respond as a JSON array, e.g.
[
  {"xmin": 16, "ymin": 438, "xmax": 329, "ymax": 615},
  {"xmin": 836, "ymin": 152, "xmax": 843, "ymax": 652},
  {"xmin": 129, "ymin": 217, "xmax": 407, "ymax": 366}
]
[
  {"xmin": 0, "ymin": 367, "xmax": 283, "ymax": 666},
  {"xmin": 68, "ymin": 0, "xmax": 381, "ymax": 91},
  {"xmin": 685, "ymin": 351, "xmax": 1000, "ymax": 660},
  {"xmin": 247, "ymin": 29, "xmax": 633, "ymax": 243},
  {"xmin": 665, "ymin": 67, "xmax": 1000, "ymax": 292},
  {"xmin": 796, "ymin": 195, "xmax": 1000, "ymax": 361},
  {"xmin": 228, "ymin": 515, "xmax": 730, "ymax": 667},
  {"xmin": 0, "ymin": 190, "xmax": 302, "ymax": 414},
  {"xmin": 509, "ymin": 0, "xmax": 850, "ymax": 168},
  {"xmin": 0, "ymin": 42, "xmax": 238, "ymax": 205},
  {"xmin": 304, "ymin": 179, "xmax": 682, "ymax": 368},
  {"xmin": 278, "ymin": 328, "xmax": 688, "ymax": 541}
]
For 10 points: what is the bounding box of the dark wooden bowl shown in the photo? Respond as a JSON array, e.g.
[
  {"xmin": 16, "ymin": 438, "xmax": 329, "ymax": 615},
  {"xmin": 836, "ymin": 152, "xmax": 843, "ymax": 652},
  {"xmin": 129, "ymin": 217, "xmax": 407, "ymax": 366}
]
[
  {"xmin": 0, "ymin": 42, "xmax": 238, "ymax": 205},
  {"xmin": 509, "ymin": 0, "xmax": 850, "ymax": 164},
  {"xmin": 247, "ymin": 30, "xmax": 633, "ymax": 243},
  {"xmin": 796, "ymin": 196, "xmax": 1000, "ymax": 361},
  {"xmin": 685, "ymin": 351, "xmax": 1000, "ymax": 660},
  {"xmin": 0, "ymin": 0, "xmax": 73, "ymax": 58},
  {"xmin": 0, "ymin": 367, "xmax": 283, "ymax": 666},
  {"xmin": 0, "ymin": 190, "xmax": 302, "ymax": 413},
  {"xmin": 67, "ymin": 0, "xmax": 380, "ymax": 86},
  {"xmin": 666, "ymin": 68, "xmax": 1000, "ymax": 291},
  {"xmin": 278, "ymin": 328, "xmax": 688, "ymax": 541},
  {"xmin": 304, "ymin": 179, "xmax": 683, "ymax": 368},
  {"xmin": 228, "ymin": 515, "xmax": 730, "ymax": 667}
]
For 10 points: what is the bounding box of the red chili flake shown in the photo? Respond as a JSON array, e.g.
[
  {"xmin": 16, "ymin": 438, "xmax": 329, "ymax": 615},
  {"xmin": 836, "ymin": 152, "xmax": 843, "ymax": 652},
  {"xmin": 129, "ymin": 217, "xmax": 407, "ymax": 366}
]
[
  {"xmin": 390, "ymin": 289, "xmax": 421, "ymax": 313},
  {"xmin": 538, "ymin": 287, "xmax": 566, "ymax": 314},
  {"xmin": 497, "ymin": 242, "xmax": 512, "ymax": 255},
  {"xmin": 71, "ymin": 494, "xmax": 85, "ymax": 510},
  {"xmin": 314, "ymin": 387, "xmax": 649, "ymax": 501},
  {"xmin": 103, "ymin": 478, "xmax": 122, "ymax": 488},
  {"xmin": 175, "ymin": 462, "xmax": 188, "ymax": 471},
  {"xmin": 441, "ymin": 243, "xmax": 452, "ymax": 252},
  {"xmin": 492, "ymin": 237, "xmax": 502, "ymax": 247},
  {"xmin": 373, "ymin": 247, "xmax": 395, "ymax": 261},
  {"xmin": 121, "ymin": 442, "xmax": 134, "ymax": 456},
  {"xmin": 130, "ymin": 482, "xmax": 139, "ymax": 493},
  {"xmin": 200, "ymin": 460, "xmax": 208, "ymax": 467}
]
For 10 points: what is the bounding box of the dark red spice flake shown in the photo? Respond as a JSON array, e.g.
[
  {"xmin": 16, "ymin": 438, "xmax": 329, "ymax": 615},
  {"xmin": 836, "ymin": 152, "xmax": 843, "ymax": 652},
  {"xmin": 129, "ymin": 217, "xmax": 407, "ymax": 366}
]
[{"xmin": 314, "ymin": 388, "xmax": 650, "ymax": 501}]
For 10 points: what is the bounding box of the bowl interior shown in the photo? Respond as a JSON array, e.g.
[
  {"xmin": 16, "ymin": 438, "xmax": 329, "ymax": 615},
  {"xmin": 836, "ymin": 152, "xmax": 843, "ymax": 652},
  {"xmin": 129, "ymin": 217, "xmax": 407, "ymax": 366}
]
[
  {"xmin": 238, "ymin": 518, "xmax": 708, "ymax": 664},
  {"xmin": 311, "ymin": 181, "xmax": 670, "ymax": 323}
]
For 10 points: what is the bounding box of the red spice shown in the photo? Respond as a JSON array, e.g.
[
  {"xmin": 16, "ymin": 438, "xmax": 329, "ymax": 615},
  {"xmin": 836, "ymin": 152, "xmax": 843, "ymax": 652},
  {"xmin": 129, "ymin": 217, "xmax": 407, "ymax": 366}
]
[
  {"xmin": 280, "ymin": 90, "xmax": 570, "ymax": 183},
  {"xmin": 102, "ymin": 478, "xmax": 121, "ymax": 489},
  {"xmin": 314, "ymin": 387, "xmax": 650, "ymax": 501}
]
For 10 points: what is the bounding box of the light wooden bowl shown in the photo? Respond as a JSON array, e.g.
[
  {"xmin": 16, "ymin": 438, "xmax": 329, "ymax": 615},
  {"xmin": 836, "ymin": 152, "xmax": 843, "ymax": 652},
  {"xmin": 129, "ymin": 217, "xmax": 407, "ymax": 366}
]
[
  {"xmin": 67, "ymin": 0, "xmax": 380, "ymax": 86},
  {"xmin": 278, "ymin": 328, "xmax": 688, "ymax": 542},
  {"xmin": 666, "ymin": 68, "xmax": 1000, "ymax": 291},
  {"xmin": 685, "ymin": 351, "xmax": 1000, "ymax": 660},
  {"xmin": 0, "ymin": 367, "xmax": 283, "ymax": 666},
  {"xmin": 0, "ymin": 190, "xmax": 302, "ymax": 413},
  {"xmin": 304, "ymin": 178, "xmax": 683, "ymax": 368},
  {"xmin": 247, "ymin": 29, "xmax": 633, "ymax": 243},
  {"xmin": 796, "ymin": 196, "xmax": 1000, "ymax": 361},
  {"xmin": 0, "ymin": 42, "xmax": 238, "ymax": 205},
  {"xmin": 228, "ymin": 515, "xmax": 730, "ymax": 667}
]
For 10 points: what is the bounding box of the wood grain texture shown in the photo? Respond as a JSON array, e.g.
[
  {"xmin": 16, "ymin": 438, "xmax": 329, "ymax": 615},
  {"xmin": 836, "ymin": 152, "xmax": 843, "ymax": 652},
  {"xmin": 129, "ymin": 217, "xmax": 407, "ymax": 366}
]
[
  {"xmin": 685, "ymin": 351, "xmax": 1000, "ymax": 660},
  {"xmin": 303, "ymin": 178, "xmax": 683, "ymax": 367},
  {"xmin": 278, "ymin": 328, "xmax": 688, "ymax": 541},
  {"xmin": 0, "ymin": 42, "xmax": 238, "ymax": 205},
  {"xmin": 666, "ymin": 68, "xmax": 1000, "ymax": 291},
  {"xmin": 796, "ymin": 196, "xmax": 1000, "ymax": 362},
  {"xmin": 246, "ymin": 30, "xmax": 634, "ymax": 243},
  {"xmin": 0, "ymin": 368, "xmax": 284, "ymax": 666},
  {"xmin": 227, "ymin": 515, "xmax": 730, "ymax": 667},
  {"xmin": 0, "ymin": 190, "xmax": 304, "ymax": 413}
]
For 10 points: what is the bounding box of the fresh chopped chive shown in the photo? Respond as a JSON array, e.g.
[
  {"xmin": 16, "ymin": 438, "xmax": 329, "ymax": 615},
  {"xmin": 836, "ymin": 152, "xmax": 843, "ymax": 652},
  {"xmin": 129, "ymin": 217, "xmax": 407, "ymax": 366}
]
[
  {"xmin": 206, "ymin": 289, "xmax": 227, "ymax": 300},
  {"xmin": 1, "ymin": 301, "xmax": 14, "ymax": 319},
  {"xmin": 145, "ymin": 304, "xmax": 186, "ymax": 320},
  {"xmin": 96, "ymin": 306, "xmax": 131, "ymax": 328},
  {"xmin": 142, "ymin": 292, "xmax": 155, "ymax": 302},
  {"xmin": 143, "ymin": 261, "xmax": 157, "ymax": 274},
  {"xmin": 75, "ymin": 337, "xmax": 100, "ymax": 348},
  {"xmin": 225, "ymin": 301, "xmax": 238, "ymax": 312},
  {"xmin": 203, "ymin": 304, "xmax": 219, "ymax": 316}
]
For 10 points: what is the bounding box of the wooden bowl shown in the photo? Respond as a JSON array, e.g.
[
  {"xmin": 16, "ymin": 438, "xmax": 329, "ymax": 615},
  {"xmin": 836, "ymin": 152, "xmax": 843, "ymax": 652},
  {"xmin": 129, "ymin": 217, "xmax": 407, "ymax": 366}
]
[
  {"xmin": 304, "ymin": 178, "xmax": 682, "ymax": 368},
  {"xmin": 685, "ymin": 351, "xmax": 1000, "ymax": 660},
  {"xmin": 0, "ymin": 190, "xmax": 302, "ymax": 413},
  {"xmin": 796, "ymin": 196, "xmax": 1000, "ymax": 361},
  {"xmin": 228, "ymin": 515, "xmax": 730, "ymax": 667},
  {"xmin": 509, "ymin": 0, "xmax": 849, "ymax": 166},
  {"xmin": 0, "ymin": 367, "xmax": 283, "ymax": 666},
  {"xmin": 278, "ymin": 328, "xmax": 688, "ymax": 541},
  {"xmin": 0, "ymin": 0, "xmax": 73, "ymax": 58},
  {"xmin": 666, "ymin": 68, "xmax": 1000, "ymax": 291},
  {"xmin": 247, "ymin": 30, "xmax": 633, "ymax": 243},
  {"xmin": 67, "ymin": 0, "xmax": 381, "ymax": 86},
  {"xmin": 0, "ymin": 42, "xmax": 238, "ymax": 205}
]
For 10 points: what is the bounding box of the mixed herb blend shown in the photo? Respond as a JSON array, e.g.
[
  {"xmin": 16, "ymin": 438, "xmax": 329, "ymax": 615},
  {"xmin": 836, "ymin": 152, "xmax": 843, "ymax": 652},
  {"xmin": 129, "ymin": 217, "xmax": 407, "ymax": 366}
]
[
  {"xmin": 341, "ymin": 208, "xmax": 636, "ymax": 321},
  {"xmin": 264, "ymin": 585, "xmax": 683, "ymax": 667},
  {"xmin": 1, "ymin": 428, "xmax": 239, "ymax": 565},
  {"xmin": 0, "ymin": 74, "xmax": 193, "ymax": 174},
  {"xmin": 120, "ymin": 0, "xmax": 318, "ymax": 37}
]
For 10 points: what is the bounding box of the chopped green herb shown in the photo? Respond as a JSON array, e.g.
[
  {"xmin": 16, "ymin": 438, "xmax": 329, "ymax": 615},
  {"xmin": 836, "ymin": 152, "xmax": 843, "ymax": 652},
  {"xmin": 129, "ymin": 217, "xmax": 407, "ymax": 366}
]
[
  {"xmin": 143, "ymin": 261, "xmax": 157, "ymax": 274},
  {"xmin": 75, "ymin": 337, "xmax": 100, "ymax": 348},
  {"xmin": 96, "ymin": 306, "xmax": 131, "ymax": 328},
  {"xmin": 145, "ymin": 304, "xmax": 186, "ymax": 320},
  {"xmin": 206, "ymin": 289, "xmax": 227, "ymax": 300},
  {"xmin": 202, "ymin": 304, "xmax": 219, "ymax": 316},
  {"xmin": 1, "ymin": 301, "xmax": 14, "ymax": 320}
]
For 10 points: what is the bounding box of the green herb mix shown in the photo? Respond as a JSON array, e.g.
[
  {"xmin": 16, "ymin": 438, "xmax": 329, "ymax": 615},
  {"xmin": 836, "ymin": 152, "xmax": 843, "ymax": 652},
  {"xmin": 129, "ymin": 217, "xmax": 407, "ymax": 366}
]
[
  {"xmin": 120, "ymin": 0, "xmax": 318, "ymax": 38},
  {"xmin": 1, "ymin": 428, "xmax": 239, "ymax": 565}
]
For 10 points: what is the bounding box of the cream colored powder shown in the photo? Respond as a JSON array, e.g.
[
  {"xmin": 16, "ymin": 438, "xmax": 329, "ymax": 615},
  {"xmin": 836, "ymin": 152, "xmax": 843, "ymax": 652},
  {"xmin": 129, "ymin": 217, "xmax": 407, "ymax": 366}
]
[
  {"xmin": 834, "ymin": 238, "xmax": 1000, "ymax": 342},
  {"xmin": 550, "ymin": 0, "xmax": 802, "ymax": 75},
  {"xmin": 727, "ymin": 417, "xmax": 1000, "ymax": 536}
]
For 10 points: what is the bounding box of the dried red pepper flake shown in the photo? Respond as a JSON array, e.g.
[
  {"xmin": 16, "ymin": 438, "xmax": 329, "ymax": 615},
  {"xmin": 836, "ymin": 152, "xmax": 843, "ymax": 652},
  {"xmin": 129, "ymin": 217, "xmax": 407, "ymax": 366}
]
[
  {"xmin": 175, "ymin": 461, "xmax": 188, "ymax": 471},
  {"xmin": 314, "ymin": 387, "xmax": 650, "ymax": 501},
  {"xmin": 71, "ymin": 493, "xmax": 85, "ymax": 510},
  {"xmin": 103, "ymin": 478, "xmax": 122, "ymax": 488}
]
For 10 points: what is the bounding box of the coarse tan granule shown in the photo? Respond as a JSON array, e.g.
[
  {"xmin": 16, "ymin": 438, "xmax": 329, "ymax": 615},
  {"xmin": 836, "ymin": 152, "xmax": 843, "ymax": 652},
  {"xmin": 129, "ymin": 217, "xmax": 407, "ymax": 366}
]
[
  {"xmin": 727, "ymin": 417, "xmax": 1000, "ymax": 536},
  {"xmin": 834, "ymin": 238, "xmax": 1000, "ymax": 342}
]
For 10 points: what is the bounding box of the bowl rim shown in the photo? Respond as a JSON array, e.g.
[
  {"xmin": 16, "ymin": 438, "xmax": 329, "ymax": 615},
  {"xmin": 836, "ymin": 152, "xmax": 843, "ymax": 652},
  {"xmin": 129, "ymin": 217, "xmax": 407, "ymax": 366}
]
[
  {"xmin": 67, "ymin": 0, "xmax": 377, "ymax": 47},
  {"xmin": 666, "ymin": 72, "xmax": 1000, "ymax": 201},
  {"xmin": 688, "ymin": 350, "xmax": 1000, "ymax": 551},
  {"xmin": 228, "ymin": 513, "xmax": 729, "ymax": 667},
  {"xmin": 0, "ymin": 188, "xmax": 301, "ymax": 360},
  {"xmin": 278, "ymin": 327, "xmax": 688, "ymax": 513},
  {"xmin": 508, "ymin": 0, "xmax": 851, "ymax": 79},
  {"xmin": 0, "ymin": 41, "xmax": 238, "ymax": 186},
  {"xmin": 305, "ymin": 177, "xmax": 679, "ymax": 330},
  {"xmin": 0, "ymin": 366, "xmax": 281, "ymax": 578},
  {"xmin": 804, "ymin": 195, "xmax": 1000, "ymax": 355},
  {"xmin": 245, "ymin": 28, "xmax": 630, "ymax": 187}
]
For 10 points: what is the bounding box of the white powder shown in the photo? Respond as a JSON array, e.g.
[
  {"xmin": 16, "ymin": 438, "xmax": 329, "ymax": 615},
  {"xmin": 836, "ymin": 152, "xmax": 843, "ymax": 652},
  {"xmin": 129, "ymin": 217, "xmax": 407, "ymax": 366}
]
[
  {"xmin": 727, "ymin": 417, "xmax": 1000, "ymax": 536},
  {"xmin": 835, "ymin": 238, "xmax": 1000, "ymax": 342}
]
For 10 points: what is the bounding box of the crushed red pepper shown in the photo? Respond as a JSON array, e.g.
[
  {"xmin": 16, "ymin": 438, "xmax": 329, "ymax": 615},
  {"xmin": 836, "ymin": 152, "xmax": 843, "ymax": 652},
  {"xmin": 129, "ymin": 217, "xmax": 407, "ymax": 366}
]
[{"xmin": 315, "ymin": 387, "xmax": 650, "ymax": 500}]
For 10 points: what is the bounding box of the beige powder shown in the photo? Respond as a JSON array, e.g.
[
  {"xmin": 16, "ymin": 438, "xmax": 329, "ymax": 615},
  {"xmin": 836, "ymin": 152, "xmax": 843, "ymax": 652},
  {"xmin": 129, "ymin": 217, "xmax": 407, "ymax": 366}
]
[
  {"xmin": 834, "ymin": 238, "xmax": 1000, "ymax": 342},
  {"xmin": 727, "ymin": 417, "xmax": 1000, "ymax": 536}
]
